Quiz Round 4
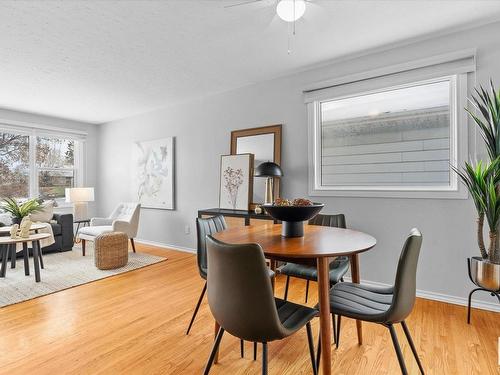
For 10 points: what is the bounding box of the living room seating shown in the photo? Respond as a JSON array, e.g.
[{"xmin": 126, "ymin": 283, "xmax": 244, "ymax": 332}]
[
  {"xmin": 203, "ymin": 236, "xmax": 318, "ymax": 375},
  {"xmin": 316, "ymin": 228, "xmax": 424, "ymax": 375},
  {"xmin": 78, "ymin": 202, "xmax": 140, "ymax": 256},
  {"xmin": 94, "ymin": 232, "xmax": 129, "ymax": 270}
]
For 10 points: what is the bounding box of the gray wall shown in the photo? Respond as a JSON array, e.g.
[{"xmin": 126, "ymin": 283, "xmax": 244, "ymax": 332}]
[
  {"xmin": 0, "ymin": 108, "xmax": 99, "ymax": 216},
  {"xmin": 97, "ymin": 21, "xmax": 500, "ymax": 308}
]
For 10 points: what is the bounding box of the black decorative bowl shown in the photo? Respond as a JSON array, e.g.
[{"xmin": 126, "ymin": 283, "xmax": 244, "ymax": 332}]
[{"xmin": 262, "ymin": 203, "xmax": 324, "ymax": 237}]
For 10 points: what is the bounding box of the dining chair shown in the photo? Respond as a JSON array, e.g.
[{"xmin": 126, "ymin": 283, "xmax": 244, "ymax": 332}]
[
  {"xmin": 317, "ymin": 228, "xmax": 424, "ymax": 375},
  {"xmin": 204, "ymin": 236, "xmax": 318, "ymax": 375},
  {"xmin": 187, "ymin": 215, "xmax": 269, "ymax": 359},
  {"xmin": 186, "ymin": 215, "xmax": 228, "ymax": 335},
  {"xmin": 279, "ymin": 214, "xmax": 350, "ymax": 304}
]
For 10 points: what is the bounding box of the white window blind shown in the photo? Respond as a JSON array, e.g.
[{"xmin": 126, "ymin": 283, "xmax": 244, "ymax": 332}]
[{"xmin": 307, "ymin": 50, "xmax": 473, "ymax": 199}]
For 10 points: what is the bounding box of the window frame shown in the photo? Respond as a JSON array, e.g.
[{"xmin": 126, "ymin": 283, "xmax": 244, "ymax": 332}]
[
  {"xmin": 308, "ymin": 74, "xmax": 469, "ymax": 199},
  {"xmin": 0, "ymin": 123, "xmax": 85, "ymax": 204}
]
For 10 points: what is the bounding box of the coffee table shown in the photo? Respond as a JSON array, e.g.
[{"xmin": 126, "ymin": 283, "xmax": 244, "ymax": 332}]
[
  {"xmin": 0, "ymin": 233, "xmax": 50, "ymax": 282},
  {"xmin": 0, "ymin": 223, "xmax": 47, "ymax": 270}
]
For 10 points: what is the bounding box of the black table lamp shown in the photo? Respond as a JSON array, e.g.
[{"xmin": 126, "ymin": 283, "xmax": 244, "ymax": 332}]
[{"xmin": 255, "ymin": 161, "xmax": 283, "ymax": 204}]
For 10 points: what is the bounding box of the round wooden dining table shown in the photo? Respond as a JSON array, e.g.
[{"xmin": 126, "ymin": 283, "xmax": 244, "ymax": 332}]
[{"xmin": 213, "ymin": 223, "xmax": 376, "ymax": 375}]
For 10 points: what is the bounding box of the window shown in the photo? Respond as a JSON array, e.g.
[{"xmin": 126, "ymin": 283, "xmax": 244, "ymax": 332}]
[
  {"xmin": 308, "ymin": 75, "xmax": 468, "ymax": 198},
  {"xmin": 0, "ymin": 126, "xmax": 84, "ymax": 202}
]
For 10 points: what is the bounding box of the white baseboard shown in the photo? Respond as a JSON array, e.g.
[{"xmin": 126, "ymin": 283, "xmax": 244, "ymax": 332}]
[
  {"xmin": 134, "ymin": 238, "xmax": 196, "ymax": 254},
  {"xmin": 342, "ymin": 276, "xmax": 500, "ymax": 313},
  {"xmin": 134, "ymin": 239, "xmax": 499, "ymax": 313}
]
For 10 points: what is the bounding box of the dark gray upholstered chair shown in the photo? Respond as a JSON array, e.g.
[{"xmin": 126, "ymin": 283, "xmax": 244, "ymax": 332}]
[
  {"xmin": 279, "ymin": 214, "xmax": 350, "ymax": 304},
  {"xmin": 317, "ymin": 228, "xmax": 424, "ymax": 375},
  {"xmin": 204, "ymin": 236, "xmax": 319, "ymax": 375},
  {"xmin": 186, "ymin": 215, "xmax": 228, "ymax": 335}
]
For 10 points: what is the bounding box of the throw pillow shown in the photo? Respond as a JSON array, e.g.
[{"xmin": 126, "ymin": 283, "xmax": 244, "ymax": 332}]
[{"xmin": 30, "ymin": 201, "xmax": 54, "ymax": 222}]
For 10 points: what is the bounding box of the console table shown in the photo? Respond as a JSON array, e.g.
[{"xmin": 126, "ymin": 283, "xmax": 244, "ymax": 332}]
[{"xmin": 197, "ymin": 208, "xmax": 278, "ymax": 226}]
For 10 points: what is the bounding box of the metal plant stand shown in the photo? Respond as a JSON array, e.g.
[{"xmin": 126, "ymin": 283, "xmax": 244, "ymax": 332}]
[{"xmin": 467, "ymin": 258, "xmax": 500, "ymax": 324}]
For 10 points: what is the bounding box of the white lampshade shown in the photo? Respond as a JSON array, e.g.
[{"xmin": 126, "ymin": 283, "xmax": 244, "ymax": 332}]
[
  {"xmin": 276, "ymin": 0, "xmax": 306, "ymax": 22},
  {"xmin": 65, "ymin": 187, "xmax": 95, "ymax": 203}
]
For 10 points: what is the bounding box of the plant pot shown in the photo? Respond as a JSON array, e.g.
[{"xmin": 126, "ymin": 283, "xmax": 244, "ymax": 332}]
[
  {"xmin": 469, "ymin": 256, "xmax": 500, "ymax": 291},
  {"xmin": 11, "ymin": 217, "xmax": 21, "ymax": 225}
]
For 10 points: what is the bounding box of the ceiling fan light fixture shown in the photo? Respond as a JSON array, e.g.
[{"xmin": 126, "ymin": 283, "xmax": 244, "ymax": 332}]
[{"xmin": 276, "ymin": 0, "xmax": 306, "ymax": 22}]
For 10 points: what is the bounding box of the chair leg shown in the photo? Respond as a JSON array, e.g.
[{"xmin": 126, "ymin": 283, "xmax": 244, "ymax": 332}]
[
  {"xmin": 316, "ymin": 335, "xmax": 321, "ymax": 371},
  {"xmin": 388, "ymin": 324, "xmax": 408, "ymax": 375},
  {"xmin": 306, "ymin": 322, "xmax": 317, "ymax": 375},
  {"xmin": 130, "ymin": 238, "xmax": 136, "ymax": 253},
  {"xmin": 283, "ymin": 276, "xmax": 290, "ymax": 301},
  {"xmin": 332, "ymin": 314, "xmax": 337, "ymax": 345},
  {"xmin": 305, "ymin": 280, "xmax": 310, "ymax": 303},
  {"xmin": 203, "ymin": 327, "xmax": 225, "ymax": 375},
  {"xmin": 262, "ymin": 342, "xmax": 268, "ymax": 375},
  {"xmin": 240, "ymin": 340, "xmax": 244, "ymax": 358},
  {"xmin": 186, "ymin": 282, "xmax": 207, "ymax": 335},
  {"xmin": 401, "ymin": 321, "xmax": 425, "ymax": 374},
  {"xmin": 82, "ymin": 239, "xmax": 86, "ymax": 256},
  {"xmin": 336, "ymin": 315, "xmax": 341, "ymax": 349},
  {"xmin": 254, "ymin": 342, "xmax": 257, "ymax": 360}
]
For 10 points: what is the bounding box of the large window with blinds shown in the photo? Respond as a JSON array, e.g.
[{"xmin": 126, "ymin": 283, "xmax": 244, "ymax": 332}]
[{"xmin": 309, "ymin": 75, "xmax": 468, "ymax": 198}]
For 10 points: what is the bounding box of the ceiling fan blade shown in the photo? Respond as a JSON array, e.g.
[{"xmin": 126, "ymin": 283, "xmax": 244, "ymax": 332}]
[{"xmin": 224, "ymin": 0, "xmax": 263, "ymax": 9}]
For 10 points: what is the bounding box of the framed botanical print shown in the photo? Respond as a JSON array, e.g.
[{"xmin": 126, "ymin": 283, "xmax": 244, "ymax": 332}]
[{"xmin": 219, "ymin": 153, "xmax": 254, "ymax": 211}]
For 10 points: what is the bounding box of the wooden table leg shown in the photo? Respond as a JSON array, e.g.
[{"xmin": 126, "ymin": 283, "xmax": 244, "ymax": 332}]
[
  {"xmin": 32, "ymin": 240, "xmax": 41, "ymax": 282},
  {"xmin": 0, "ymin": 245, "xmax": 7, "ymax": 277},
  {"xmin": 317, "ymin": 257, "xmax": 332, "ymax": 375},
  {"xmin": 350, "ymin": 253, "xmax": 363, "ymax": 345},
  {"xmin": 22, "ymin": 242, "xmax": 30, "ymax": 276},
  {"xmin": 10, "ymin": 244, "xmax": 16, "ymax": 269}
]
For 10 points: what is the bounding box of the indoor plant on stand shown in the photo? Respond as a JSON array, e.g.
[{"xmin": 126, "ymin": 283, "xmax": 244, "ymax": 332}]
[{"xmin": 455, "ymin": 81, "xmax": 500, "ymax": 321}]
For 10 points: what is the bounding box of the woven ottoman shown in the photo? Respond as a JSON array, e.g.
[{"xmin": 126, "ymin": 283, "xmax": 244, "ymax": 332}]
[{"xmin": 94, "ymin": 232, "xmax": 129, "ymax": 270}]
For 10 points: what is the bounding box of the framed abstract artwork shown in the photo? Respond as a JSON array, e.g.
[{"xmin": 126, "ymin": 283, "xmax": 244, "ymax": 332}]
[
  {"xmin": 219, "ymin": 153, "xmax": 254, "ymax": 211},
  {"xmin": 132, "ymin": 137, "xmax": 175, "ymax": 210}
]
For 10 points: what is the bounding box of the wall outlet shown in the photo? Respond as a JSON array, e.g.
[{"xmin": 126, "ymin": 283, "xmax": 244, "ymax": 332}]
[{"xmin": 184, "ymin": 225, "xmax": 190, "ymax": 235}]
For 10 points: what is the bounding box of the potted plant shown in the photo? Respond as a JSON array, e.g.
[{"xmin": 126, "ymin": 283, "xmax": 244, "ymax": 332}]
[
  {"xmin": 0, "ymin": 198, "xmax": 43, "ymax": 225},
  {"xmin": 456, "ymin": 81, "xmax": 500, "ymax": 292}
]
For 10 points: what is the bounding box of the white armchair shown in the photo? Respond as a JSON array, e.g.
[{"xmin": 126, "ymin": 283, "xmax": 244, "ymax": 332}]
[{"xmin": 77, "ymin": 202, "xmax": 141, "ymax": 256}]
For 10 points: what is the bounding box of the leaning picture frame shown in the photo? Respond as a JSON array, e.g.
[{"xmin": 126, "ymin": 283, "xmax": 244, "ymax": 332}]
[{"xmin": 218, "ymin": 153, "xmax": 254, "ymax": 211}]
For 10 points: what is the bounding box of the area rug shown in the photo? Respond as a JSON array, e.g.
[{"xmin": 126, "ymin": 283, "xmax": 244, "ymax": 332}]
[{"xmin": 0, "ymin": 244, "xmax": 166, "ymax": 308}]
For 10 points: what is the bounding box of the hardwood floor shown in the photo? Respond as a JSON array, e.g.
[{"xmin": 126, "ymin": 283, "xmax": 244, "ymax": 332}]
[{"xmin": 0, "ymin": 244, "xmax": 498, "ymax": 374}]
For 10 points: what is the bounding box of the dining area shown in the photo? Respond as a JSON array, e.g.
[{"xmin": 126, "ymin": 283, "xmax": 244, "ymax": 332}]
[{"xmin": 187, "ymin": 206, "xmax": 424, "ymax": 375}]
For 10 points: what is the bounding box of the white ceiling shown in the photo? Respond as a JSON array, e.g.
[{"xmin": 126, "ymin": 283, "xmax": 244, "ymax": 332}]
[{"xmin": 0, "ymin": 1, "xmax": 499, "ymax": 124}]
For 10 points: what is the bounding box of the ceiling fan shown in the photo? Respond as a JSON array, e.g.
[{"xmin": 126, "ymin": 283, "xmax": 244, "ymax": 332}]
[
  {"xmin": 224, "ymin": 0, "xmax": 311, "ymax": 53},
  {"xmin": 225, "ymin": 0, "xmax": 308, "ymax": 23}
]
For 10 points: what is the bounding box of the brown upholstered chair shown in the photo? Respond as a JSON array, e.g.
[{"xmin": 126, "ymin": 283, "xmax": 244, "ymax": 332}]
[{"xmin": 203, "ymin": 236, "xmax": 318, "ymax": 375}]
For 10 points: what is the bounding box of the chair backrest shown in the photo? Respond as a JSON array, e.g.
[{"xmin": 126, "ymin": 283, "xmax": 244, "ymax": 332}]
[
  {"xmin": 386, "ymin": 228, "xmax": 423, "ymax": 324},
  {"xmin": 309, "ymin": 213, "xmax": 346, "ymax": 229},
  {"xmin": 109, "ymin": 202, "xmax": 141, "ymax": 237},
  {"xmin": 206, "ymin": 236, "xmax": 287, "ymax": 342},
  {"xmin": 195, "ymin": 215, "xmax": 227, "ymax": 278}
]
